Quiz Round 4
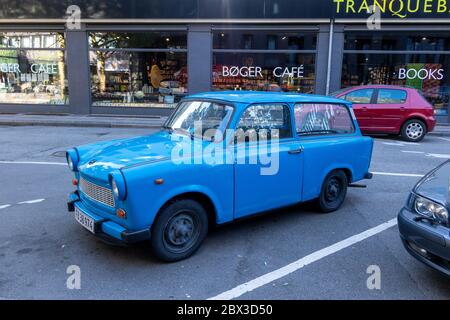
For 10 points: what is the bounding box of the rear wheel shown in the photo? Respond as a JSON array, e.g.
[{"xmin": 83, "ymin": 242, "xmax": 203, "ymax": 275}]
[
  {"xmin": 401, "ymin": 119, "xmax": 426, "ymax": 142},
  {"xmin": 317, "ymin": 170, "xmax": 348, "ymax": 213},
  {"xmin": 151, "ymin": 199, "xmax": 208, "ymax": 262}
]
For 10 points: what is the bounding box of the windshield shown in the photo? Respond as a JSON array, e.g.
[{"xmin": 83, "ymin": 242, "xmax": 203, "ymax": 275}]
[{"xmin": 165, "ymin": 100, "xmax": 234, "ymax": 140}]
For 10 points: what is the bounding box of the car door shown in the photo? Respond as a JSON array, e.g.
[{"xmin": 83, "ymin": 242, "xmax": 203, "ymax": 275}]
[
  {"xmin": 340, "ymin": 88, "xmax": 375, "ymax": 132},
  {"xmin": 370, "ymin": 88, "xmax": 408, "ymax": 132},
  {"xmin": 294, "ymin": 103, "xmax": 361, "ymax": 201},
  {"xmin": 233, "ymin": 103, "xmax": 303, "ymax": 219}
]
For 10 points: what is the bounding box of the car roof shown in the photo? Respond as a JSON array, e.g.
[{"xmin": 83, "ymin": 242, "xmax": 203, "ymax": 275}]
[
  {"xmin": 342, "ymin": 85, "xmax": 414, "ymax": 91},
  {"xmin": 186, "ymin": 91, "xmax": 349, "ymax": 106}
]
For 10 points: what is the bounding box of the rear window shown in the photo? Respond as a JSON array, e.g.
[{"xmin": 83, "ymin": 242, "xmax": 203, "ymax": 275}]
[
  {"xmin": 294, "ymin": 103, "xmax": 355, "ymax": 136},
  {"xmin": 377, "ymin": 89, "xmax": 407, "ymax": 104}
]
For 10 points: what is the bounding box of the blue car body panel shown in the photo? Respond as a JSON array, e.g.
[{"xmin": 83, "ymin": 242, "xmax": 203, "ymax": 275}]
[{"xmin": 67, "ymin": 91, "xmax": 374, "ymax": 240}]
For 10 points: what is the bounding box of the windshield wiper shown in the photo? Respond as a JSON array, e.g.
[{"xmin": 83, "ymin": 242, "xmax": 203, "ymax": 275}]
[{"xmin": 298, "ymin": 129, "xmax": 340, "ymax": 136}]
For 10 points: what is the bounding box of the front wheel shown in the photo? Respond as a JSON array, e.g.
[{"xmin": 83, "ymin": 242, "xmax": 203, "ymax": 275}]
[
  {"xmin": 151, "ymin": 199, "xmax": 208, "ymax": 262},
  {"xmin": 401, "ymin": 119, "xmax": 426, "ymax": 142},
  {"xmin": 317, "ymin": 170, "xmax": 348, "ymax": 213}
]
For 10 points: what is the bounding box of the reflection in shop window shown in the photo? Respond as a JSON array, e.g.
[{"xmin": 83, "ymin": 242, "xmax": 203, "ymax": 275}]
[
  {"xmin": 0, "ymin": 32, "xmax": 68, "ymax": 105},
  {"xmin": 89, "ymin": 32, "xmax": 187, "ymax": 108},
  {"xmin": 213, "ymin": 53, "xmax": 315, "ymax": 93},
  {"xmin": 341, "ymin": 53, "xmax": 450, "ymax": 116}
]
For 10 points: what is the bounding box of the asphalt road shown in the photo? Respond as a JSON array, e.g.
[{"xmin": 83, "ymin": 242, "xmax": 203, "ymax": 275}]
[{"xmin": 0, "ymin": 125, "xmax": 450, "ymax": 300}]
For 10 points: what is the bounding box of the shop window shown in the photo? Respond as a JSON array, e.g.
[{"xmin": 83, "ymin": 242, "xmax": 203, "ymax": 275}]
[
  {"xmin": 0, "ymin": 32, "xmax": 68, "ymax": 105},
  {"xmin": 341, "ymin": 53, "xmax": 449, "ymax": 116},
  {"xmin": 377, "ymin": 89, "xmax": 407, "ymax": 104},
  {"xmin": 213, "ymin": 30, "xmax": 317, "ymax": 50},
  {"xmin": 345, "ymin": 32, "xmax": 450, "ymax": 51},
  {"xmin": 212, "ymin": 52, "xmax": 316, "ymax": 93},
  {"xmin": 89, "ymin": 32, "xmax": 187, "ymax": 108},
  {"xmin": 294, "ymin": 104, "xmax": 355, "ymax": 135}
]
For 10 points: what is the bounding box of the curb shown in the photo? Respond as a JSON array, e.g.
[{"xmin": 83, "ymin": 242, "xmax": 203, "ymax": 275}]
[{"xmin": 0, "ymin": 119, "xmax": 165, "ymax": 129}]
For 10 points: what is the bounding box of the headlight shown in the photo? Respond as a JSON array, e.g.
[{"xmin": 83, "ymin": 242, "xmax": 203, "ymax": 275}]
[
  {"xmin": 111, "ymin": 178, "xmax": 119, "ymax": 198},
  {"xmin": 108, "ymin": 171, "xmax": 127, "ymax": 201},
  {"xmin": 66, "ymin": 149, "xmax": 79, "ymax": 172},
  {"xmin": 414, "ymin": 195, "xmax": 449, "ymax": 224}
]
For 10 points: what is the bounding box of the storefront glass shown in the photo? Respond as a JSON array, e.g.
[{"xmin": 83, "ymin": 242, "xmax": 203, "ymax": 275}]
[
  {"xmin": 89, "ymin": 32, "xmax": 187, "ymax": 108},
  {"xmin": 212, "ymin": 30, "xmax": 317, "ymax": 93},
  {"xmin": 0, "ymin": 32, "xmax": 68, "ymax": 105},
  {"xmin": 342, "ymin": 32, "xmax": 450, "ymax": 117}
]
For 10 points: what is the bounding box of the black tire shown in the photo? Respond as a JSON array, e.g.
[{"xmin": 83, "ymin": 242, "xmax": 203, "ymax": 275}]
[
  {"xmin": 401, "ymin": 119, "xmax": 426, "ymax": 142},
  {"xmin": 151, "ymin": 199, "xmax": 208, "ymax": 262},
  {"xmin": 317, "ymin": 170, "xmax": 348, "ymax": 213}
]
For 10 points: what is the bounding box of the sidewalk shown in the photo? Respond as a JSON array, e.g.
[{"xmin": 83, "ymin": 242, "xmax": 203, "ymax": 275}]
[
  {"xmin": 0, "ymin": 113, "xmax": 449, "ymax": 135},
  {"xmin": 0, "ymin": 114, "xmax": 167, "ymax": 129}
]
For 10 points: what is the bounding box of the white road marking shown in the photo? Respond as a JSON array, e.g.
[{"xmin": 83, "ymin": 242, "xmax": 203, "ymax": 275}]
[
  {"xmin": 401, "ymin": 151, "xmax": 424, "ymax": 154},
  {"xmin": 0, "ymin": 204, "xmax": 11, "ymax": 210},
  {"xmin": 382, "ymin": 142, "xmax": 405, "ymax": 146},
  {"xmin": 372, "ymin": 171, "xmax": 423, "ymax": 177},
  {"xmin": 436, "ymin": 137, "xmax": 450, "ymax": 142},
  {"xmin": 0, "ymin": 161, "xmax": 66, "ymax": 166},
  {"xmin": 17, "ymin": 199, "xmax": 45, "ymax": 204},
  {"xmin": 208, "ymin": 218, "xmax": 398, "ymax": 300},
  {"xmin": 426, "ymin": 153, "xmax": 450, "ymax": 159}
]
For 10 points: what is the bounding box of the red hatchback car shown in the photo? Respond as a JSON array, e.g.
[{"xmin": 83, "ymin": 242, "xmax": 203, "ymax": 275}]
[{"xmin": 332, "ymin": 85, "xmax": 436, "ymax": 142}]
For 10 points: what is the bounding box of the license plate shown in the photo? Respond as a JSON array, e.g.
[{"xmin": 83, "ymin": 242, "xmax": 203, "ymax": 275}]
[{"xmin": 74, "ymin": 206, "xmax": 95, "ymax": 234}]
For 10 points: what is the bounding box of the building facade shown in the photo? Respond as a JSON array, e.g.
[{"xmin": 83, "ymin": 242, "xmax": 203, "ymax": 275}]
[{"xmin": 0, "ymin": 0, "xmax": 449, "ymax": 123}]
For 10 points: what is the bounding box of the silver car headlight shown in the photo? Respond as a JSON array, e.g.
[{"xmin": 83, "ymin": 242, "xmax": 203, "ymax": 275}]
[
  {"xmin": 108, "ymin": 171, "xmax": 127, "ymax": 201},
  {"xmin": 414, "ymin": 195, "xmax": 449, "ymax": 224},
  {"xmin": 66, "ymin": 149, "xmax": 79, "ymax": 172}
]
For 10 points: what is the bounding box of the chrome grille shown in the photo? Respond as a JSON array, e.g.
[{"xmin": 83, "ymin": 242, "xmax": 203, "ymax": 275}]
[{"xmin": 79, "ymin": 177, "xmax": 115, "ymax": 208}]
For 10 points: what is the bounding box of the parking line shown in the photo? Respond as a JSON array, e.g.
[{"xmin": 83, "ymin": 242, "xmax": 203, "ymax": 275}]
[
  {"xmin": 437, "ymin": 137, "xmax": 450, "ymax": 142},
  {"xmin": 0, "ymin": 204, "xmax": 11, "ymax": 210},
  {"xmin": 208, "ymin": 218, "xmax": 398, "ymax": 300},
  {"xmin": 401, "ymin": 151, "xmax": 424, "ymax": 154},
  {"xmin": 17, "ymin": 199, "xmax": 45, "ymax": 204},
  {"xmin": 372, "ymin": 171, "xmax": 423, "ymax": 178},
  {"xmin": 0, "ymin": 161, "xmax": 66, "ymax": 166}
]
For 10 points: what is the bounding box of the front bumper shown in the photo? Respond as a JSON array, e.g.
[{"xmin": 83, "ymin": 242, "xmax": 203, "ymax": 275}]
[
  {"xmin": 67, "ymin": 191, "xmax": 151, "ymax": 244},
  {"xmin": 398, "ymin": 207, "xmax": 450, "ymax": 276}
]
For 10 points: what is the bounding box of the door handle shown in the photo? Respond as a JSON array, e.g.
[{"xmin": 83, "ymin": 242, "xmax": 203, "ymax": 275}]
[{"xmin": 288, "ymin": 148, "xmax": 303, "ymax": 155}]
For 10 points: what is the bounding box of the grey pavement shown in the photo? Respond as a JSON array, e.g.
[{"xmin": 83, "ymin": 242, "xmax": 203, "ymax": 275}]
[
  {"xmin": 0, "ymin": 113, "xmax": 167, "ymax": 129},
  {"xmin": 0, "ymin": 125, "xmax": 450, "ymax": 299}
]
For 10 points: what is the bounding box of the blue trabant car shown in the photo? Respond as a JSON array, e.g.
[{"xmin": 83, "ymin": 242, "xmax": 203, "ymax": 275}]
[{"xmin": 66, "ymin": 91, "xmax": 374, "ymax": 261}]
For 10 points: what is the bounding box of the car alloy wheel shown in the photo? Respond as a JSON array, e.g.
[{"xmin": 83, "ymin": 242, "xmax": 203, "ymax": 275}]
[
  {"xmin": 405, "ymin": 122, "xmax": 424, "ymax": 140},
  {"xmin": 401, "ymin": 119, "xmax": 426, "ymax": 142}
]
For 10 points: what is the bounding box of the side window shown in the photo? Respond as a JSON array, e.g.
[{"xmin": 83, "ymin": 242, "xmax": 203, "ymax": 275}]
[
  {"xmin": 236, "ymin": 104, "xmax": 292, "ymax": 142},
  {"xmin": 377, "ymin": 89, "xmax": 407, "ymax": 104},
  {"xmin": 343, "ymin": 89, "xmax": 374, "ymax": 104},
  {"xmin": 294, "ymin": 103, "xmax": 355, "ymax": 135}
]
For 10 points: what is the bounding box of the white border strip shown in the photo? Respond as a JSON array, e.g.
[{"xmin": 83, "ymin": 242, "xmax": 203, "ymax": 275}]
[
  {"xmin": 372, "ymin": 171, "xmax": 423, "ymax": 178},
  {"xmin": 208, "ymin": 218, "xmax": 398, "ymax": 300},
  {"xmin": 0, "ymin": 161, "xmax": 66, "ymax": 166}
]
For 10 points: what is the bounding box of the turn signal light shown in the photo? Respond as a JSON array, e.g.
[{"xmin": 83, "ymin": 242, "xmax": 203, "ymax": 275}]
[
  {"xmin": 116, "ymin": 209, "xmax": 126, "ymax": 219},
  {"xmin": 154, "ymin": 178, "xmax": 164, "ymax": 185},
  {"xmin": 72, "ymin": 178, "xmax": 78, "ymax": 186}
]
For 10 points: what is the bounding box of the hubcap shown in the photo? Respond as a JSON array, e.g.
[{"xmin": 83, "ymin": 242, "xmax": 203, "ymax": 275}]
[
  {"xmin": 405, "ymin": 122, "xmax": 424, "ymax": 140},
  {"xmin": 325, "ymin": 178, "xmax": 341, "ymax": 202},
  {"xmin": 163, "ymin": 211, "xmax": 200, "ymax": 253}
]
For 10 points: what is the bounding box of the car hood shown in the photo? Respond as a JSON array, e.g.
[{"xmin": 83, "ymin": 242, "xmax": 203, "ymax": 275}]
[
  {"xmin": 414, "ymin": 160, "xmax": 450, "ymax": 208},
  {"xmin": 76, "ymin": 131, "xmax": 199, "ymax": 181}
]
